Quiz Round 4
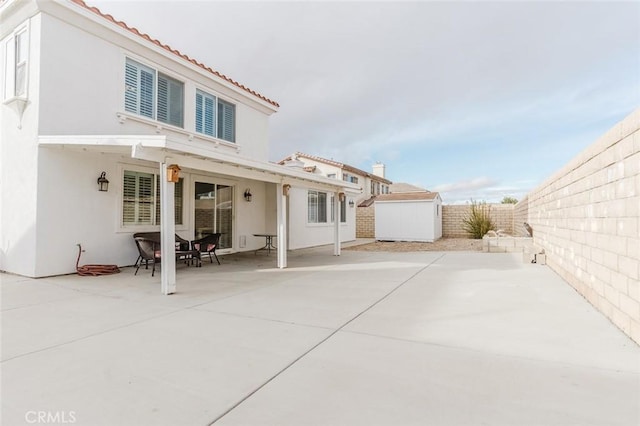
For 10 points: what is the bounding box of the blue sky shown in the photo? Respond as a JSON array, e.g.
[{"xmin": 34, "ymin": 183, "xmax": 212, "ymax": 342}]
[{"xmin": 91, "ymin": 0, "xmax": 639, "ymax": 203}]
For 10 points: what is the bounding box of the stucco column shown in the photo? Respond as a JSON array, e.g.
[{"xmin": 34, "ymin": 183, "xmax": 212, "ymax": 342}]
[
  {"xmin": 160, "ymin": 161, "xmax": 176, "ymax": 295},
  {"xmin": 334, "ymin": 191, "xmax": 341, "ymax": 256},
  {"xmin": 277, "ymin": 183, "xmax": 288, "ymax": 268}
]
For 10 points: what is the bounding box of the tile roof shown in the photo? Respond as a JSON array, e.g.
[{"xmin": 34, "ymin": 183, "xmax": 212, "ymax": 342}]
[
  {"xmin": 278, "ymin": 152, "xmax": 393, "ymax": 184},
  {"xmin": 70, "ymin": 0, "xmax": 279, "ymax": 108},
  {"xmin": 374, "ymin": 192, "xmax": 440, "ymax": 201},
  {"xmin": 389, "ymin": 182, "xmax": 429, "ymax": 193}
]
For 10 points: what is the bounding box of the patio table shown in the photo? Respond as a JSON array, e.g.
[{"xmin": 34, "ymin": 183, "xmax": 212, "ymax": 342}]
[{"xmin": 253, "ymin": 233, "xmax": 277, "ymax": 255}]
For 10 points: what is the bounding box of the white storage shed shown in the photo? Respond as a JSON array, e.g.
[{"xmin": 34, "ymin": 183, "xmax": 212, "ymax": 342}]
[{"xmin": 374, "ymin": 192, "xmax": 443, "ymax": 242}]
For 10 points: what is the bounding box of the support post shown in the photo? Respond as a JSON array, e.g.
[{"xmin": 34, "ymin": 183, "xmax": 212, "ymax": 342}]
[
  {"xmin": 334, "ymin": 191, "xmax": 341, "ymax": 256},
  {"xmin": 277, "ymin": 183, "xmax": 288, "ymax": 268},
  {"xmin": 160, "ymin": 161, "xmax": 177, "ymax": 295}
]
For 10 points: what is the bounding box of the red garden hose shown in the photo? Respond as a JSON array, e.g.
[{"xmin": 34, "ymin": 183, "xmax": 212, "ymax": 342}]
[{"xmin": 76, "ymin": 244, "xmax": 120, "ymax": 276}]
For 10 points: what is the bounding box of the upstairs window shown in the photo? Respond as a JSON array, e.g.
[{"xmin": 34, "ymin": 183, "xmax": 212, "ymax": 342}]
[
  {"xmin": 217, "ymin": 99, "xmax": 235, "ymax": 142},
  {"xmin": 195, "ymin": 90, "xmax": 236, "ymax": 143},
  {"xmin": 4, "ymin": 27, "xmax": 28, "ymax": 99},
  {"xmin": 14, "ymin": 30, "xmax": 27, "ymax": 97},
  {"xmin": 195, "ymin": 90, "xmax": 216, "ymax": 136},
  {"xmin": 125, "ymin": 58, "xmax": 184, "ymax": 127},
  {"xmin": 343, "ymin": 173, "xmax": 358, "ymax": 184},
  {"xmin": 157, "ymin": 73, "xmax": 184, "ymax": 127}
]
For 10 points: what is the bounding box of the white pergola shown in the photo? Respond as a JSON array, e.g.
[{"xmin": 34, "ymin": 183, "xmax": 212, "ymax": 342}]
[{"xmin": 40, "ymin": 135, "xmax": 361, "ymax": 294}]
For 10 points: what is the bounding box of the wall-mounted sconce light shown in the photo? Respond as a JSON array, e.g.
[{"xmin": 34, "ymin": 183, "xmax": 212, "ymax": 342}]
[
  {"xmin": 338, "ymin": 192, "xmax": 346, "ymax": 202},
  {"xmin": 283, "ymin": 184, "xmax": 291, "ymax": 196},
  {"xmin": 97, "ymin": 171, "xmax": 109, "ymax": 192},
  {"xmin": 349, "ymin": 199, "xmax": 355, "ymax": 208},
  {"xmin": 243, "ymin": 188, "xmax": 252, "ymax": 202}
]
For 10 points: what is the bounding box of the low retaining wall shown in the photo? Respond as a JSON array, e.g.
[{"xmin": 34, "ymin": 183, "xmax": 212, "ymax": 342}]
[{"xmin": 482, "ymin": 236, "xmax": 534, "ymax": 253}]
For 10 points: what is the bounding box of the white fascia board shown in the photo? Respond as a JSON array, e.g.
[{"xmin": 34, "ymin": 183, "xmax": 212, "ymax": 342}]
[
  {"xmin": 158, "ymin": 139, "xmax": 362, "ymax": 193},
  {"xmin": 42, "ymin": 0, "xmax": 278, "ymax": 115},
  {"xmin": 38, "ymin": 134, "xmax": 360, "ymax": 194},
  {"xmin": 39, "ymin": 134, "xmax": 167, "ymax": 147}
]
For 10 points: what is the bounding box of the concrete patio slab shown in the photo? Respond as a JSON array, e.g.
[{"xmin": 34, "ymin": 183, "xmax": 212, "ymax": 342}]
[{"xmin": 2, "ymin": 248, "xmax": 639, "ymax": 425}]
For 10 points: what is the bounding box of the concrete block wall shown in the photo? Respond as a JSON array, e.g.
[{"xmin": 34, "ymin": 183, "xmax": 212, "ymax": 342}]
[
  {"xmin": 356, "ymin": 205, "xmax": 375, "ymax": 238},
  {"xmin": 513, "ymin": 196, "xmax": 530, "ymax": 237},
  {"xmin": 443, "ymin": 204, "xmax": 515, "ymax": 238},
  {"xmin": 528, "ymin": 108, "xmax": 640, "ymax": 344}
]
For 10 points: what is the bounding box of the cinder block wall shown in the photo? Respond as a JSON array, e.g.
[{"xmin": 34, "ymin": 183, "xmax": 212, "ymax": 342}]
[
  {"xmin": 443, "ymin": 204, "xmax": 514, "ymax": 238},
  {"xmin": 356, "ymin": 205, "xmax": 375, "ymax": 238},
  {"xmin": 528, "ymin": 109, "xmax": 640, "ymax": 344},
  {"xmin": 513, "ymin": 196, "xmax": 530, "ymax": 237}
]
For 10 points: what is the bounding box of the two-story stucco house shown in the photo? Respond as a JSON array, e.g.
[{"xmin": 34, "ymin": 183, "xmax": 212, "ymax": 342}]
[
  {"xmin": 278, "ymin": 152, "xmax": 392, "ymax": 249},
  {"xmin": 0, "ymin": 0, "xmax": 358, "ymax": 293}
]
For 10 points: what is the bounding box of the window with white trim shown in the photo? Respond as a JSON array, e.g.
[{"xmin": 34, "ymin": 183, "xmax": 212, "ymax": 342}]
[
  {"xmin": 122, "ymin": 170, "xmax": 183, "ymax": 226},
  {"xmin": 343, "ymin": 173, "xmax": 358, "ymax": 184},
  {"xmin": 4, "ymin": 27, "xmax": 28, "ymax": 99},
  {"xmin": 217, "ymin": 98, "xmax": 235, "ymax": 142},
  {"xmin": 307, "ymin": 190, "xmax": 327, "ymax": 223},
  {"xmin": 124, "ymin": 58, "xmax": 184, "ymax": 127},
  {"xmin": 195, "ymin": 89, "xmax": 236, "ymax": 143},
  {"xmin": 14, "ymin": 30, "xmax": 27, "ymax": 97}
]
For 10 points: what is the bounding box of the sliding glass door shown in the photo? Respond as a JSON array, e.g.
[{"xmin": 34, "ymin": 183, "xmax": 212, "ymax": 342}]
[{"xmin": 194, "ymin": 181, "xmax": 233, "ymax": 250}]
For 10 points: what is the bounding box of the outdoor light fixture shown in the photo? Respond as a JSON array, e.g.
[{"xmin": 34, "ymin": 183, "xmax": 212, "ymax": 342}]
[
  {"xmin": 349, "ymin": 199, "xmax": 355, "ymax": 208},
  {"xmin": 283, "ymin": 184, "xmax": 291, "ymax": 196},
  {"xmin": 97, "ymin": 171, "xmax": 109, "ymax": 192},
  {"xmin": 243, "ymin": 188, "xmax": 252, "ymax": 202}
]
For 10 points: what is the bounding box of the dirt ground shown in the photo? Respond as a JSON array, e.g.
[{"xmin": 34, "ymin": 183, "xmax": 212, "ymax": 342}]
[{"xmin": 344, "ymin": 238, "xmax": 483, "ymax": 252}]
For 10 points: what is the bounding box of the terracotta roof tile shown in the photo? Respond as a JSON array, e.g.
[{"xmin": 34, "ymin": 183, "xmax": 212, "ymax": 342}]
[
  {"xmin": 278, "ymin": 152, "xmax": 393, "ymax": 184},
  {"xmin": 70, "ymin": 0, "xmax": 279, "ymax": 108}
]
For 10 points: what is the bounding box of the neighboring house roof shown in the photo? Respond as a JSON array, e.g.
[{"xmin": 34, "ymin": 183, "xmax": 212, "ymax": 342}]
[
  {"xmin": 69, "ymin": 0, "xmax": 279, "ymax": 108},
  {"xmin": 374, "ymin": 192, "xmax": 440, "ymax": 201},
  {"xmin": 390, "ymin": 182, "xmax": 428, "ymax": 193},
  {"xmin": 278, "ymin": 152, "xmax": 393, "ymax": 184}
]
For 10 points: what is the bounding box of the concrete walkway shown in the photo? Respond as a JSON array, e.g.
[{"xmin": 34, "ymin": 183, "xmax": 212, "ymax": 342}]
[{"xmin": 2, "ymin": 249, "xmax": 639, "ymax": 425}]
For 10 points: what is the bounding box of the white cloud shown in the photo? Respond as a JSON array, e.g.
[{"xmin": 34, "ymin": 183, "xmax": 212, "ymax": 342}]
[{"xmin": 90, "ymin": 0, "xmax": 639, "ymax": 192}]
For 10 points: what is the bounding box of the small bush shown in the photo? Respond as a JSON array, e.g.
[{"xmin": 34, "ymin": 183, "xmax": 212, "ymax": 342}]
[{"xmin": 462, "ymin": 200, "xmax": 495, "ymax": 239}]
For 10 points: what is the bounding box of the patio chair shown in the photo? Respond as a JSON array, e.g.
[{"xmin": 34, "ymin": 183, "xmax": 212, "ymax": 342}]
[
  {"xmin": 191, "ymin": 233, "xmax": 221, "ymax": 265},
  {"xmin": 134, "ymin": 237, "xmax": 161, "ymax": 277},
  {"xmin": 133, "ymin": 232, "xmax": 191, "ymax": 267}
]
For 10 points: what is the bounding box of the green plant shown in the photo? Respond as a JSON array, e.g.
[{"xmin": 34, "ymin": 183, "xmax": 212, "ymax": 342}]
[
  {"xmin": 501, "ymin": 196, "xmax": 518, "ymax": 204},
  {"xmin": 462, "ymin": 200, "xmax": 495, "ymax": 239}
]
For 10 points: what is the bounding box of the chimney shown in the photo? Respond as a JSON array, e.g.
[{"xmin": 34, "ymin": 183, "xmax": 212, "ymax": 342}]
[{"xmin": 372, "ymin": 162, "xmax": 385, "ymax": 179}]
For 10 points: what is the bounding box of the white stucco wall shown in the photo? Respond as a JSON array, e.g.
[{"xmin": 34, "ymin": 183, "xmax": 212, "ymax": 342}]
[
  {"xmin": 0, "ymin": 12, "xmax": 42, "ymax": 276},
  {"xmin": 1, "ymin": 2, "xmax": 280, "ymax": 276},
  {"xmin": 375, "ymin": 200, "xmax": 442, "ymax": 242},
  {"xmin": 37, "ymin": 12, "xmax": 272, "ymax": 162},
  {"xmin": 32, "ymin": 147, "xmax": 274, "ymax": 276},
  {"xmin": 286, "ymin": 187, "xmax": 356, "ymax": 250}
]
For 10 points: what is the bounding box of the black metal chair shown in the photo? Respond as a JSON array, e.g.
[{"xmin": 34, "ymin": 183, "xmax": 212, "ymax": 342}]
[
  {"xmin": 133, "ymin": 237, "xmax": 161, "ymax": 276},
  {"xmin": 133, "ymin": 232, "xmax": 192, "ymax": 267},
  {"xmin": 191, "ymin": 233, "xmax": 221, "ymax": 265}
]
